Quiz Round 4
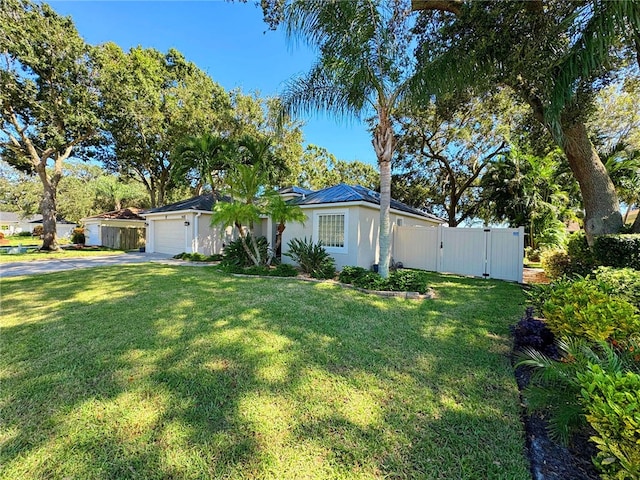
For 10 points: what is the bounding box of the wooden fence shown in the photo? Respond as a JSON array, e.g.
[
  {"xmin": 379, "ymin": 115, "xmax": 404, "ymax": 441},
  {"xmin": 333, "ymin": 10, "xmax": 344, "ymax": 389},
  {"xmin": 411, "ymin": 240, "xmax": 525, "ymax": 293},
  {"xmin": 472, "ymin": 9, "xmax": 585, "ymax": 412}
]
[{"xmin": 102, "ymin": 226, "xmax": 145, "ymax": 251}]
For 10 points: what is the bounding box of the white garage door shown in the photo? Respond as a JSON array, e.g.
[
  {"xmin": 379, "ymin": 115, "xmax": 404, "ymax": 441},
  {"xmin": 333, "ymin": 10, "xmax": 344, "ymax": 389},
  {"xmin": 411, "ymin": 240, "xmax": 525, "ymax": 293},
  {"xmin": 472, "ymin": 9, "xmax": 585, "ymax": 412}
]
[{"xmin": 153, "ymin": 219, "xmax": 186, "ymax": 255}]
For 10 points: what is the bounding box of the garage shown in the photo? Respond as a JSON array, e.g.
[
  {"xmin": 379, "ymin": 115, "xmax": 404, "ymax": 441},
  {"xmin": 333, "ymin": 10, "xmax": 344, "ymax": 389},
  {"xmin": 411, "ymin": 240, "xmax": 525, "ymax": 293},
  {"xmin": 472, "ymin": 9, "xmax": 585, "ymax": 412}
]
[{"xmin": 152, "ymin": 218, "xmax": 186, "ymax": 255}]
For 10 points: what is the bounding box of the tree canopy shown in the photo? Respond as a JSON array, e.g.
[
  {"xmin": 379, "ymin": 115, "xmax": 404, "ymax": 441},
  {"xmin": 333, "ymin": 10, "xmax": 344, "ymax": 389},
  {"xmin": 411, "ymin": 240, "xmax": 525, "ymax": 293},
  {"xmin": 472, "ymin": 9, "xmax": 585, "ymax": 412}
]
[
  {"xmin": 411, "ymin": 0, "xmax": 639, "ymax": 243},
  {"xmin": 0, "ymin": 0, "xmax": 101, "ymax": 249},
  {"xmin": 95, "ymin": 43, "xmax": 234, "ymax": 207}
]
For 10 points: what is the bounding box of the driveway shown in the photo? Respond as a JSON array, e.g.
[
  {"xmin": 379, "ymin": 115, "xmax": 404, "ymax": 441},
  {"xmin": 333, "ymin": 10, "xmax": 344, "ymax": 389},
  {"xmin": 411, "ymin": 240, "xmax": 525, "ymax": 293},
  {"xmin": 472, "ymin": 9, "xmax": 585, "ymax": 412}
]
[{"xmin": 0, "ymin": 252, "xmax": 174, "ymax": 278}]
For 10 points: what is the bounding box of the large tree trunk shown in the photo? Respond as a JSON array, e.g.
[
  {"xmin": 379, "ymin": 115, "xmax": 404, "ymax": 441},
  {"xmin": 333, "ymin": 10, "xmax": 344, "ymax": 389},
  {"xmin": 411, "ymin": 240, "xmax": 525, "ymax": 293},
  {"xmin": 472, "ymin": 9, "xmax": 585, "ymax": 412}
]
[
  {"xmin": 561, "ymin": 121, "xmax": 623, "ymax": 244},
  {"xmin": 38, "ymin": 173, "xmax": 61, "ymax": 251},
  {"xmin": 631, "ymin": 209, "xmax": 640, "ymax": 233}
]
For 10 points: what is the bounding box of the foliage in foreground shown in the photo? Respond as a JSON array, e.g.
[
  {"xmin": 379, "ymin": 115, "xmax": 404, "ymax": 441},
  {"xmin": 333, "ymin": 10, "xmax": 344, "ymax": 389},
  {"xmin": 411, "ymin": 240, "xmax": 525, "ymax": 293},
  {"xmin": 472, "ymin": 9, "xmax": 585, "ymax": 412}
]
[
  {"xmin": 0, "ymin": 266, "xmax": 530, "ymax": 479},
  {"xmin": 338, "ymin": 266, "xmax": 432, "ymax": 295},
  {"xmin": 173, "ymin": 252, "xmax": 223, "ymax": 262},
  {"xmin": 221, "ymin": 235, "xmax": 269, "ymax": 268},
  {"xmin": 284, "ymin": 237, "xmax": 335, "ymax": 279},
  {"xmin": 518, "ymin": 268, "xmax": 640, "ymax": 479}
]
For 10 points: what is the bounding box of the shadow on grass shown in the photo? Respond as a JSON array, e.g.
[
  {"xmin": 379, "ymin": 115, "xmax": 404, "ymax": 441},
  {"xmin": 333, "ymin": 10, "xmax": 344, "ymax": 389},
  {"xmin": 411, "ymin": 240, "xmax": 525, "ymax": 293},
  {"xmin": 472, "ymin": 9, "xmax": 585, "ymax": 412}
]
[{"xmin": 0, "ymin": 265, "xmax": 530, "ymax": 479}]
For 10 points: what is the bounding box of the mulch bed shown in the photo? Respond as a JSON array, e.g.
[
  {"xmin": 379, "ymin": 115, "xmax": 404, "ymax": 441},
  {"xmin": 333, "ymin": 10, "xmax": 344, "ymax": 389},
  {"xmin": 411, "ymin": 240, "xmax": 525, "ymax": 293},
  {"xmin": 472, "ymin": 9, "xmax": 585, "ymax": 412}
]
[{"xmin": 511, "ymin": 317, "xmax": 601, "ymax": 479}]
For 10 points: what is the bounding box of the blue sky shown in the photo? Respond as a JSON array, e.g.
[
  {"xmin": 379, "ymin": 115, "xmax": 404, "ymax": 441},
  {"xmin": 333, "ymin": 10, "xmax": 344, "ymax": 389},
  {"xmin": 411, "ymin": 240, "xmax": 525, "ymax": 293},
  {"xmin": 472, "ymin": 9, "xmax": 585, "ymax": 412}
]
[{"xmin": 50, "ymin": 0, "xmax": 377, "ymax": 166}]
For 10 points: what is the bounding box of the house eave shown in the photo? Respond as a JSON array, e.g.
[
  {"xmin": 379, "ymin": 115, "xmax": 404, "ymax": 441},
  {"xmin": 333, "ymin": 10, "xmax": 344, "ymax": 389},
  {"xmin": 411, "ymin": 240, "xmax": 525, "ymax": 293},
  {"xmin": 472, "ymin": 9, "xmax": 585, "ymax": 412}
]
[{"xmin": 298, "ymin": 200, "xmax": 445, "ymax": 223}]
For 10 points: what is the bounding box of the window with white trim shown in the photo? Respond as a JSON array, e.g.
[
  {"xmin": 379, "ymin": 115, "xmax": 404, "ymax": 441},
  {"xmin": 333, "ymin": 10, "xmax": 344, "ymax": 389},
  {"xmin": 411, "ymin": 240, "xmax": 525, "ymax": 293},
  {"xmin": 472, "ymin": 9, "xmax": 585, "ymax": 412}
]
[{"xmin": 314, "ymin": 211, "xmax": 348, "ymax": 253}]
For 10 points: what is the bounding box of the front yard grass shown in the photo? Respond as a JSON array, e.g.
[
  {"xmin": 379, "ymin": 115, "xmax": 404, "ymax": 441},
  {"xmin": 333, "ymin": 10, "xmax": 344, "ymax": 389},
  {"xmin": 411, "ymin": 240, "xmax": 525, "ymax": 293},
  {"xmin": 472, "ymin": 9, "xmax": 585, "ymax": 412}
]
[
  {"xmin": 0, "ymin": 247, "xmax": 124, "ymax": 263},
  {"xmin": 0, "ymin": 265, "xmax": 530, "ymax": 479}
]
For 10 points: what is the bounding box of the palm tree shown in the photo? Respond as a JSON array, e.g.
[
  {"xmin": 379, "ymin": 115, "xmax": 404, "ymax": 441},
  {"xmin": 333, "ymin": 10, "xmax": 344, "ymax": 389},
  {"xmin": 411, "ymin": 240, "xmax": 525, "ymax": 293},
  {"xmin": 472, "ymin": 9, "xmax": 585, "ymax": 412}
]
[
  {"xmin": 235, "ymin": 135, "xmax": 289, "ymax": 187},
  {"xmin": 211, "ymin": 163, "xmax": 268, "ymax": 265},
  {"xmin": 172, "ymin": 133, "xmax": 231, "ymax": 195},
  {"xmin": 264, "ymin": 192, "xmax": 306, "ymax": 263},
  {"xmin": 279, "ymin": 0, "xmax": 415, "ymax": 278}
]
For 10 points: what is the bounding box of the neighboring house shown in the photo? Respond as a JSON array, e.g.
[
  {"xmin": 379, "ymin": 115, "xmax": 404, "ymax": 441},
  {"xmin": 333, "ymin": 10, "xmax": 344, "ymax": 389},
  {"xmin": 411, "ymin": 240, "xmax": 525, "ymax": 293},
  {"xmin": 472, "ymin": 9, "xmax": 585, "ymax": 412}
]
[
  {"xmin": 0, "ymin": 212, "xmax": 41, "ymax": 235},
  {"xmin": 82, "ymin": 208, "xmax": 146, "ymax": 250},
  {"xmin": 29, "ymin": 218, "xmax": 76, "ymax": 238},
  {"xmin": 0, "ymin": 211, "xmax": 76, "ymax": 237},
  {"xmin": 143, "ymin": 193, "xmax": 238, "ymax": 256},
  {"xmin": 282, "ymin": 184, "xmax": 446, "ymax": 270},
  {"xmin": 141, "ymin": 185, "xmax": 445, "ymax": 266}
]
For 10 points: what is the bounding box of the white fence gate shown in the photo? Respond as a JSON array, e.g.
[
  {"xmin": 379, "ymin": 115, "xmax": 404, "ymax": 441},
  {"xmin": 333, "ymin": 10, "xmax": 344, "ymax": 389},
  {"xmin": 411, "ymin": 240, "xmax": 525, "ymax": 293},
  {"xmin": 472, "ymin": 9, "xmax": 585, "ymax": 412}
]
[{"xmin": 393, "ymin": 226, "xmax": 524, "ymax": 282}]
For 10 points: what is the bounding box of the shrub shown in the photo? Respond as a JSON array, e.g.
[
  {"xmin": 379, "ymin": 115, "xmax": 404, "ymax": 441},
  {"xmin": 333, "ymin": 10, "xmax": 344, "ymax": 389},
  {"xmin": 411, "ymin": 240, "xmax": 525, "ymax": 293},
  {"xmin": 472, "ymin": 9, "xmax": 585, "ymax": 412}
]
[
  {"xmin": 593, "ymin": 234, "xmax": 640, "ymax": 271},
  {"xmin": 352, "ymin": 271, "xmax": 387, "ymax": 290},
  {"xmin": 525, "ymin": 279, "xmax": 572, "ymax": 316},
  {"xmin": 222, "ymin": 235, "xmax": 269, "ymax": 267},
  {"xmin": 32, "ymin": 225, "xmax": 43, "ymax": 237},
  {"xmin": 525, "ymin": 246, "xmax": 541, "ymax": 263},
  {"xmin": 242, "ymin": 265, "xmax": 270, "ymax": 276},
  {"xmin": 566, "ymin": 231, "xmax": 597, "ymax": 276},
  {"xmin": 541, "ymin": 249, "xmax": 571, "ymax": 279},
  {"xmin": 578, "ymin": 365, "xmax": 640, "ymax": 479},
  {"xmin": 511, "ymin": 307, "xmax": 558, "ymax": 358},
  {"xmin": 516, "ymin": 338, "xmax": 635, "ymax": 446},
  {"xmin": 270, "ymin": 263, "xmax": 298, "ymax": 277},
  {"xmin": 71, "ymin": 227, "xmax": 85, "ymax": 244},
  {"xmin": 542, "ymin": 279, "xmax": 640, "ymax": 343},
  {"xmin": 593, "ymin": 267, "xmax": 640, "ymax": 310},
  {"xmin": 285, "ymin": 237, "xmax": 336, "ymax": 279},
  {"xmin": 338, "ymin": 266, "xmax": 370, "ymax": 284},
  {"xmin": 386, "ymin": 269, "xmax": 431, "ymax": 293}
]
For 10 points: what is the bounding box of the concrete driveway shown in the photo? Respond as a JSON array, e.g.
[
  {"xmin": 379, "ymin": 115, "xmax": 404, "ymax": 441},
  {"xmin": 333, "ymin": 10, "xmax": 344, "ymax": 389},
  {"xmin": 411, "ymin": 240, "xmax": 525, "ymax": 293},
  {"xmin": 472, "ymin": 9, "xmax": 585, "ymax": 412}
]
[{"xmin": 0, "ymin": 252, "xmax": 174, "ymax": 278}]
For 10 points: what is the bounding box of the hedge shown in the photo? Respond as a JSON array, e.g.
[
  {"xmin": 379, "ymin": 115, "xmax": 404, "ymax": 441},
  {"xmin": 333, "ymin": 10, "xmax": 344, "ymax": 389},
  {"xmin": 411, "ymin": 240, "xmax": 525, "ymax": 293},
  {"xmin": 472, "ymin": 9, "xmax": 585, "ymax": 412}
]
[{"xmin": 593, "ymin": 234, "xmax": 640, "ymax": 270}]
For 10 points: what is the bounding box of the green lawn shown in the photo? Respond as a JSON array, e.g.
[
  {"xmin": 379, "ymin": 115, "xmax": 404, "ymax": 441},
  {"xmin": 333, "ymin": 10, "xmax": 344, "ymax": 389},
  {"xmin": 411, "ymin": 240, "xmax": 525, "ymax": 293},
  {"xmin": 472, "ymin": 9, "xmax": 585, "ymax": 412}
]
[
  {"xmin": 0, "ymin": 236, "xmax": 71, "ymax": 247},
  {"xmin": 0, "ymin": 265, "xmax": 530, "ymax": 479},
  {"xmin": 0, "ymin": 247, "xmax": 124, "ymax": 263}
]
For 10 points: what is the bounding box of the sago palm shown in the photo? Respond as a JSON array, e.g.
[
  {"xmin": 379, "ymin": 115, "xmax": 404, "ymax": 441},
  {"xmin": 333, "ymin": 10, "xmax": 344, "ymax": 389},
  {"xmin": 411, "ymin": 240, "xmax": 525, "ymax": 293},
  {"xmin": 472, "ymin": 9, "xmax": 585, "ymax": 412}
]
[{"xmin": 279, "ymin": 0, "xmax": 416, "ymax": 277}]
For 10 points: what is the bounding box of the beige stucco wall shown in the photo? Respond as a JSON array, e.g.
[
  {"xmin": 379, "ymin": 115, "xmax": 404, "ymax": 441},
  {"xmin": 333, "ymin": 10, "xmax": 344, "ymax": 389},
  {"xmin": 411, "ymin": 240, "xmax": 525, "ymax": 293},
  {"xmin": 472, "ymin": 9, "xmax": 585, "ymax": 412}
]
[
  {"xmin": 281, "ymin": 203, "xmax": 441, "ymax": 271},
  {"xmin": 191, "ymin": 212, "xmax": 235, "ymax": 255}
]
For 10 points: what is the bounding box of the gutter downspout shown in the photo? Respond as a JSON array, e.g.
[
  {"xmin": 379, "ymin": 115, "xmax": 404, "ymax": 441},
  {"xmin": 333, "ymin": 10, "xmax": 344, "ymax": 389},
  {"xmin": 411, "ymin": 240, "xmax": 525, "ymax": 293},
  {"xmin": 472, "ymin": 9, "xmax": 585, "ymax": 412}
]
[{"xmin": 194, "ymin": 212, "xmax": 202, "ymax": 253}]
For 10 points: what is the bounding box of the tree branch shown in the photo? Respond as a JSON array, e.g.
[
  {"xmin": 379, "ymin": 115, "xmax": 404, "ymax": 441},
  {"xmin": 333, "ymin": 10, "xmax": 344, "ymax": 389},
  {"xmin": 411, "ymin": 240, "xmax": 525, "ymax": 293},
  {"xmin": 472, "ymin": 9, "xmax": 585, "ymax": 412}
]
[{"xmin": 411, "ymin": 0, "xmax": 463, "ymax": 16}]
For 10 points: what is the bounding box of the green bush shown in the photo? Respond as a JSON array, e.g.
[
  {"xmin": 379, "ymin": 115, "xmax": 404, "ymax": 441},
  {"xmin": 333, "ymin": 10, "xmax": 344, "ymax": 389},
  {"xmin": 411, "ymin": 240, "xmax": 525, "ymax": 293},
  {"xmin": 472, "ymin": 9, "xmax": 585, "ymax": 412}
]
[
  {"xmin": 542, "ymin": 279, "xmax": 640, "ymax": 342},
  {"xmin": 173, "ymin": 252, "xmax": 222, "ymax": 262},
  {"xmin": 386, "ymin": 270, "xmax": 430, "ymax": 293},
  {"xmin": 71, "ymin": 227, "xmax": 85, "ymax": 244},
  {"xmin": 566, "ymin": 231, "xmax": 597, "ymax": 276},
  {"xmin": 525, "ymin": 246, "xmax": 542, "ymax": 263},
  {"xmin": 525, "ymin": 279, "xmax": 572, "ymax": 317},
  {"xmin": 270, "ymin": 263, "xmax": 298, "ymax": 277},
  {"xmin": 593, "ymin": 267, "xmax": 640, "ymax": 310},
  {"xmin": 352, "ymin": 271, "xmax": 387, "ymax": 290},
  {"xmin": 31, "ymin": 225, "xmax": 43, "ymax": 237},
  {"xmin": 284, "ymin": 237, "xmax": 336, "ymax": 279},
  {"xmin": 340, "ymin": 268, "xmax": 432, "ymax": 294},
  {"xmin": 541, "ymin": 249, "xmax": 571, "ymax": 279},
  {"xmin": 338, "ymin": 266, "xmax": 370, "ymax": 284},
  {"xmin": 517, "ymin": 338, "xmax": 639, "ymax": 449},
  {"xmin": 578, "ymin": 364, "xmax": 640, "ymax": 479},
  {"xmin": 222, "ymin": 235, "xmax": 269, "ymax": 267},
  {"xmin": 593, "ymin": 234, "xmax": 640, "ymax": 271}
]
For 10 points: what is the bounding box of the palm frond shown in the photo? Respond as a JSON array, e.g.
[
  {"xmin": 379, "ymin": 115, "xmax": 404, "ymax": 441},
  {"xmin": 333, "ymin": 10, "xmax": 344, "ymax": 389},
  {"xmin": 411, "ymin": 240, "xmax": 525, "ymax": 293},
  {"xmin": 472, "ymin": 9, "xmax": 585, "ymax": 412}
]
[{"xmin": 547, "ymin": 0, "xmax": 640, "ymax": 131}]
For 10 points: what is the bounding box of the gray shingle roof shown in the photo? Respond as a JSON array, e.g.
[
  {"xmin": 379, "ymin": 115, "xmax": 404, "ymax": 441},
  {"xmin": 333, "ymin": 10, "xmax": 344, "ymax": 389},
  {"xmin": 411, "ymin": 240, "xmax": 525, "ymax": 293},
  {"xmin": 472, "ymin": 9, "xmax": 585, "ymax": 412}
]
[
  {"xmin": 143, "ymin": 193, "xmax": 230, "ymax": 214},
  {"xmin": 291, "ymin": 184, "xmax": 445, "ymax": 222}
]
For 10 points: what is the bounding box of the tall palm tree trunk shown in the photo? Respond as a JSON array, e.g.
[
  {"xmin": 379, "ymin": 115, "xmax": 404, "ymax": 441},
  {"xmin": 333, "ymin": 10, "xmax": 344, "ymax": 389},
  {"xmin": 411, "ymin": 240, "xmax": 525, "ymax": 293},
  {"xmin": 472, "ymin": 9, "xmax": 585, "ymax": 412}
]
[{"xmin": 373, "ymin": 108, "xmax": 396, "ymax": 278}]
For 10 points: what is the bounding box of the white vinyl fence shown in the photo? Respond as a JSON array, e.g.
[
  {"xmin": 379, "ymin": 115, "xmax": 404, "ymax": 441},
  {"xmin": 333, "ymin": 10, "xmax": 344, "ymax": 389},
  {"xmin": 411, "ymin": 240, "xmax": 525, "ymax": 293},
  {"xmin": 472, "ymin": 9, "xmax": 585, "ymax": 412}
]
[{"xmin": 393, "ymin": 226, "xmax": 525, "ymax": 282}]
